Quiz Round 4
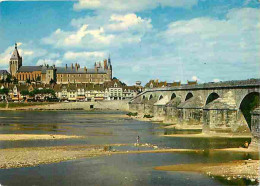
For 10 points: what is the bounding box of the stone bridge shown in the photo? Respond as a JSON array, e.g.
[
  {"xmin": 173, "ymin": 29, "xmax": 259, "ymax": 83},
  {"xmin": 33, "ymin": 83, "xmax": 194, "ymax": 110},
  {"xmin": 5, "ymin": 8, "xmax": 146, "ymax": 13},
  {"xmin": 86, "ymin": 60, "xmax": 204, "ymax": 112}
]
[{"xmin": 129, "ymin": 79, "xmax": 260, "ymax": 136}]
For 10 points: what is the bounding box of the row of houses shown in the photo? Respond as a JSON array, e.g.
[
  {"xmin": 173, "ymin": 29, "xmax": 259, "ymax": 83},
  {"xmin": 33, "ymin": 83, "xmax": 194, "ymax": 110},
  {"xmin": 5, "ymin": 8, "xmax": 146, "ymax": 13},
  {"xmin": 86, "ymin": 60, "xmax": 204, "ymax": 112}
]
[
  {"xmin": 0, "ymin": 79, "xmax": 142, "ymax": 102},
  {"xmin": 145, "ymin": 79, "xmax": 198, "ymax": 89}
]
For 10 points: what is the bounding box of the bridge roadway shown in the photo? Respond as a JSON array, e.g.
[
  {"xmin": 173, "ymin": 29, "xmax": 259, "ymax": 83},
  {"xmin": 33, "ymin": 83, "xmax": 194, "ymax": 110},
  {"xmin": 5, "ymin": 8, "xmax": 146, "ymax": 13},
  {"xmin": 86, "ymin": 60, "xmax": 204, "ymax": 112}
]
[{"xmin": 129, "ymin": 79, "xmax": 260, "ymax": 143}]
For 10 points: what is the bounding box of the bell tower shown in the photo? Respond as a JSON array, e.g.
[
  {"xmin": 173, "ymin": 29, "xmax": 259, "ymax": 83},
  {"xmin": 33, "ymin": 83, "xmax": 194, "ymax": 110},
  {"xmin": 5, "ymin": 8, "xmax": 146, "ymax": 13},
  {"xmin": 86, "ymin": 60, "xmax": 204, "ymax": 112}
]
[{"xmin": 9, "ymin": 43, "xmax": 22, "ymax": 77}]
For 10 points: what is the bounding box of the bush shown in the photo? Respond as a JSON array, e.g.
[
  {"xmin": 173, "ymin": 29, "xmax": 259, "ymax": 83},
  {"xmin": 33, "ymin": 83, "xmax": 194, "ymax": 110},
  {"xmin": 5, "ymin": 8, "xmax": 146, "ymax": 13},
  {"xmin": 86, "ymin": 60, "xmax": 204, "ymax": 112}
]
[
  {"xmin": 144, "ymin": 114, "xmax": 153, "ymax": 118},
  {"xmin": 126, "ymin": 112, "xmax": 138, "ymax": 116}
]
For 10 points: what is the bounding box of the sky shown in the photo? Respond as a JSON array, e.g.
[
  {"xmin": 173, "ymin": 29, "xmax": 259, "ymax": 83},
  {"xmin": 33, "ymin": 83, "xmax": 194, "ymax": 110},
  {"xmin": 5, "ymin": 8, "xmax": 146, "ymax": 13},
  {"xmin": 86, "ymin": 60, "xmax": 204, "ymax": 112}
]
[{"xmin": 0, "ymin": 0, "xmax": 259, "ymax": 85}]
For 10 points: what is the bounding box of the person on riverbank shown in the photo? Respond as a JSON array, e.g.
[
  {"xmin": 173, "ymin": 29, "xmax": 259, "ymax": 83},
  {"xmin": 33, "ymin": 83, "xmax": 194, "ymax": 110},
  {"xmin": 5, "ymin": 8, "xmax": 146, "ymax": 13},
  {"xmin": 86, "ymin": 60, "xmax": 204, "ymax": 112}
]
[{"xmin": 136, "ymin": 135, "xmax": 140, "ymax": 145}]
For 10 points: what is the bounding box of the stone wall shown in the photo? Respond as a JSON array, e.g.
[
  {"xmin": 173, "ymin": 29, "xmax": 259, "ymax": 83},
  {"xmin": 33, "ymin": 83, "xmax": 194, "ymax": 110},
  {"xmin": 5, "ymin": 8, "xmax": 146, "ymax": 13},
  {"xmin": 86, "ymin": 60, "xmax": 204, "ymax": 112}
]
[
  {"xmin": 179, "ymin": 108, "xmax": 203, "ymax": 126},
  {"xmin": 203, "ymin": 109, "xmax": 239, "ymax": 133},
  {"xmin": 33, "ymin": 100, "xmax": 129, "ymax": 111},
  {"xmin": 250, "ymin": 108, "xmax": 260, "ymax": 150}
]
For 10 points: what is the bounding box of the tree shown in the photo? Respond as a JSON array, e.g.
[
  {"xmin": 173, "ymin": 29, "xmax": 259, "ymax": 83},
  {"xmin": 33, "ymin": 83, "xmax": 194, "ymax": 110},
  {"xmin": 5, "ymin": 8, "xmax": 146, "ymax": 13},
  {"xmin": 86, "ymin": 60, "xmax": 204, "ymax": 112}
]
[
  {"xmin": 20, "ymin": 90, "xmax": 29, "ymax": 96},
  {"xmin": 49, "ymin": 79, "xmax": 56, "ymax": 85},
  {"xmin": 5, "ymin": 75, "xmax": 12, "ymax": 83},
  {"xmin": 36, "ymin": 76, "xmax": 41, "ymax": 81},
  {"xmin": 0, "ymin": 88, "xmax": 9, "ymax": 104},
  {"xmin": 13, "ymin": 78, "xmax": 18, "ymax": 84},
  {"xmin": 26, "ymin": 79, "xmax": 31, "ymax": 84},
  {"xmin": 0, "ymin": 88, "xmax": 9, "ymax": 95}
]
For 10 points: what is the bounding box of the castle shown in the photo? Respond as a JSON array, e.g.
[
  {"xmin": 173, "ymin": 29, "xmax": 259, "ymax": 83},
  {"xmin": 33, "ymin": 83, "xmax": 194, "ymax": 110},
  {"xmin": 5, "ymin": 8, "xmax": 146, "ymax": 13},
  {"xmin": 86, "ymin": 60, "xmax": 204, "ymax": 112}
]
[{"xmin": 9, "ymin": 43, "xmax": 112, "ymax": 84}]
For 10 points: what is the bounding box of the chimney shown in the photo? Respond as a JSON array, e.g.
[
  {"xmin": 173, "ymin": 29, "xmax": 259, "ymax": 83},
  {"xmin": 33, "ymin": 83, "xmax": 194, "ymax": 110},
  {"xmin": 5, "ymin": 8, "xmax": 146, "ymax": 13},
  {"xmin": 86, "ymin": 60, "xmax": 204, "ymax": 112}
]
[
  {"xmin": 104, "ymin": 59, "xmax": 108, "ymax": 69},
  {"xmin": 84, "ymin": 66, "xmax": 87, "ymax": 72},
  {"xmin": 71, "ymin": 63, "xmax": 74, "ymax": 69},
  {"xmin": 75, "ymin": 63, "xmax": 78, "ymax": 71}
]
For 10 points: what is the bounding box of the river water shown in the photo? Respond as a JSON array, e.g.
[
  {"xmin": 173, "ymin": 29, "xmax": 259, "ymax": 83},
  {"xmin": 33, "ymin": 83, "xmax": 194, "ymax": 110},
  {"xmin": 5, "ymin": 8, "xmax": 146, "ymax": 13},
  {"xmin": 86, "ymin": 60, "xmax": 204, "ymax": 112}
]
[{"xmin": 0, "ymin": 111, "xmax": 257, "ymax": 186}]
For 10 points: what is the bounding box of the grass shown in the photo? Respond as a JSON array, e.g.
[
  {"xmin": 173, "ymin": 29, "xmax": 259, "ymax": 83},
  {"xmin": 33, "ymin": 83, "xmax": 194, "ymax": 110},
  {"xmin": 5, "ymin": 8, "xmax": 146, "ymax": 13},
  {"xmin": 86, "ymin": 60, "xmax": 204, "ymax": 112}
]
[{"xmin": 0, "ymin": 102, "xmax": 54, "ymax": 108}]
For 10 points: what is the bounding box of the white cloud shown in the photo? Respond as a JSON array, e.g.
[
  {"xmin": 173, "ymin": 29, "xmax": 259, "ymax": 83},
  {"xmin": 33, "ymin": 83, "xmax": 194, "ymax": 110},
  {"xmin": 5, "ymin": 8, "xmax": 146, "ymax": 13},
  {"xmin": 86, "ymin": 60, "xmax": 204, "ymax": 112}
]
[
  {"xmin": 43, "ymin": 13, "xmax": 151, "ymax": 49},
  {"xmin": 73, "ymin": 0, "xmax": 198, "ymax": 12},
  {"xmin": 111, "ymin": 8, "xmax": 260, "ymax": 84},
  {"xmin": 107, "ymin": 14, "xmax": 152, "ymax": 32},
  {"xmin": 36, "ymin": 59, "xmax": 62, "ymax": 66},
  {"xmin": 191, "ymin": 76, "xmax": 199, "ymax": 81},
  {"xmin": 156, "ymin": 7, "xmax": 260, "ymax": 77},
  {"xmin": 0, "ymin": 43, "xmax": 47, "ymax": 69},
  {"xmin": 64, "ymin": 51, "xmax": 105, "ymax": 60},
  {"xmin": 42, "ymin": 24, "xmax": 114, "ymax": 49},
  {"xmin": 213, "ymin": 79, "xmax": 220, "ymax": 82}
]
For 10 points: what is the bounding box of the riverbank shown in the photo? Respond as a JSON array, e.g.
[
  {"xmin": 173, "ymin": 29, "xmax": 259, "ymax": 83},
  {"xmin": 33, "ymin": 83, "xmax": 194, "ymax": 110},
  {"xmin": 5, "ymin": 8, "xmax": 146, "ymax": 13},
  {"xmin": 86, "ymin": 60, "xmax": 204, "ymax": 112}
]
[
  {"xmin": 0, "ymin": 100, "xmax": 129, "ymax": 111},
  {"xmin": 0, "ymin": 134, "xmax": 83, "ymax": 141},
  {"xmin": 155, "ymin": 160, "xmax": 259, "ymax": 183},
  {"xmin": 1, "ymin": 144, "xmax": 259, "ymax": 176},
  {"xmin": 163, "ymin": 133, "xmax": 252, "ymax": 138}
]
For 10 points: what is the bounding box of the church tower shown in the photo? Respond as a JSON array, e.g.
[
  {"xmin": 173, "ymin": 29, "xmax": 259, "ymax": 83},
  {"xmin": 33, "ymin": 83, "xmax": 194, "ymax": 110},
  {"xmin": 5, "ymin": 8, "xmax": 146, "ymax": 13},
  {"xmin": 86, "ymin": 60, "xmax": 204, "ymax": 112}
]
[
  {"xmin": 107, "ymin": 55, "xmax": 112, "ymax": 80},
  {"xmin": 9, "ymin": 43, "xmax": 22, "ymax": 77}
]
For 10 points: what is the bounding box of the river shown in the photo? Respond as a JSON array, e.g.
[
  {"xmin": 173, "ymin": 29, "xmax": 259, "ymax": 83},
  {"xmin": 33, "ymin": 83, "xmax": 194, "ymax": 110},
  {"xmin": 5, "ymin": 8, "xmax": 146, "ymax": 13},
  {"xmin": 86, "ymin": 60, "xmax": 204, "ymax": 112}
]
[{"xmin": 0, "ymin": 111, "xmax": 257, "ymax": 186}]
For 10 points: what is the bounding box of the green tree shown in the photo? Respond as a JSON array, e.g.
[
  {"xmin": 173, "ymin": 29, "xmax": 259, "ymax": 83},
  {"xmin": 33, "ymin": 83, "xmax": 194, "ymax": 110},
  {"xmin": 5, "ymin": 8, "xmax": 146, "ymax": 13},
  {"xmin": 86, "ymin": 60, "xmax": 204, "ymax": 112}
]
[
  {"xmin": 49, "ymin": 79, "xmax": 56, "ymax": 85},
  {"xmin": 36, "ymin": 76, "xmax": 41, "ymax": 81},
  {"xmin": 5, "ymin": 75, "xmax": 12, "ymax": 83},
  {"xmin": 26, "ymin": 79, "xmax": 31, "ymax": 84},
  {"xmin": 13, "ymin": 78, "xmax": 18, "ymax": 84},
  {"xmin": 20, "ymin": 90, "xmax": 29, "ymax": 96},
  {"xmin": 0, "ymin": 88, "xmax": 9, "ymax": 95}
]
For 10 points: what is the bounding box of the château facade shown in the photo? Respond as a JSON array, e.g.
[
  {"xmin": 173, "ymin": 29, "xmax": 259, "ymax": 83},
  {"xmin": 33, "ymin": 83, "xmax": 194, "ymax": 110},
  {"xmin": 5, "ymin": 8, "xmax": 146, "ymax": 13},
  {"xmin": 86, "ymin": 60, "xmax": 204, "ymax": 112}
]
[{"xmin": 9, "ymin": 44, "xmax": 112, "ymax": 84}]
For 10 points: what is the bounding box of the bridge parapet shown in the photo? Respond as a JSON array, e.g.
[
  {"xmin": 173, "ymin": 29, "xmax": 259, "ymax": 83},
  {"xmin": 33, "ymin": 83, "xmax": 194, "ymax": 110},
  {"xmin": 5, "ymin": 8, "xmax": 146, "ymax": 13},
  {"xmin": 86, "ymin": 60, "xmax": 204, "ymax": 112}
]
[{"xmin": 140, "ymin": 79, "xmax": 260, "ymax": 93}]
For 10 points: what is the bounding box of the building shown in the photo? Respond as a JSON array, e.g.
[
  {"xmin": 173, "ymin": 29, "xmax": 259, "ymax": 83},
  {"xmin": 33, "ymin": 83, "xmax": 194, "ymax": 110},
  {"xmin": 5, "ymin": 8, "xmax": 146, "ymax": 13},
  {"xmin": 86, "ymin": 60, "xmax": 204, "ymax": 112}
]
[
  {"xmin": 145, "ymin": 80, "xmax": 167, "ymax": 89},
  {"xmin": 0, "ymin": 70, "xmax": 10, "ymax": 81},
  {"xmin": 55, "ymin": 60, "xmax": 112, "ymax": 84},
  {"xmin": 9, "ymin": 44, "xmax": 112, "ymax": 85},
  {"xmin": 9, "ymin": 43, "xmax": 22, "ymax": 77}
]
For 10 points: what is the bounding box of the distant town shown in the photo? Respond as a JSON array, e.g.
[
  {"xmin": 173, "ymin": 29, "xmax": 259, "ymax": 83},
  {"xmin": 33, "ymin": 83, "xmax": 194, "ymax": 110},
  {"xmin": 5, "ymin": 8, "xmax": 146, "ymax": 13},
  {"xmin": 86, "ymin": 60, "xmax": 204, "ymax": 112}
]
[{"xmin": 0, "ymin": 43, "xmax": 198, "ymax": 102}]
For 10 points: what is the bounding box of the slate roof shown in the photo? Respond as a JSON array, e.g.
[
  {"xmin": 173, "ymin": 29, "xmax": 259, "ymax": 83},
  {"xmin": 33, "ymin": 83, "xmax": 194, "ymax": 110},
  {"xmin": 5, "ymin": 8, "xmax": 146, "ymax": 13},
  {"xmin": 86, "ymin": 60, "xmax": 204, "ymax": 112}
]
[
  {"xmin": 10, "ymin": 47, "xmax": 21, "ymax": 60},
  {"xmin": 17, "ymin": 66, "xmax": 42, "ymax": 72},
  {"xmin": 56, "ymin": 67, "xmax": 106, "ymax": 74},
  {"xmin": 0, "ymin": 70, "xmax": 9, "ymax": 75}
]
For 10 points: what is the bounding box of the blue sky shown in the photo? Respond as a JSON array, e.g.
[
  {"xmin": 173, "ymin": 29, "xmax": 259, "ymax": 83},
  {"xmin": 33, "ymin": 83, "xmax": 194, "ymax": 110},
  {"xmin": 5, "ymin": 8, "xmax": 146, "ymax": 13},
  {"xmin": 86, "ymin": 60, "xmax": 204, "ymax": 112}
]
[{"xmin": 0, "ymin": 0, "xmax": 259, "ymax": 85}]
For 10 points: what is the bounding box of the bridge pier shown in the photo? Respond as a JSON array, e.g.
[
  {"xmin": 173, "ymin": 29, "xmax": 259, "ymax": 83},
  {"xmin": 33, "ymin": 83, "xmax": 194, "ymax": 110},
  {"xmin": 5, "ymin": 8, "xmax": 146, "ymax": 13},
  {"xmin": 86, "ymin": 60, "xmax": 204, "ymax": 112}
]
[
  {"xmin": 177, "ymin": 96, "xmax": 204, "ymax": 126},
  {"xmin": 203, "ymin": 108, "xmax": 238, "ymax": 133},
  {"xmin": 250, "ymin": 107, "xmax": 260, "ymax": 150},
  {"xmin": 202, "ymin": 91, "xmax": 251, "ymax": 134},
  {"xmin": 129, "ymin": 96, "xmax": 144, "ymax": 113}
]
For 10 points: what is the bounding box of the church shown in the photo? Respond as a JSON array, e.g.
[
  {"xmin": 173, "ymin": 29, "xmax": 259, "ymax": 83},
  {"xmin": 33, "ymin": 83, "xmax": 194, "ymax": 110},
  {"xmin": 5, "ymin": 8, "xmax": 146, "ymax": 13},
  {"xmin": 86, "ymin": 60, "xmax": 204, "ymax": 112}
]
[{"xmin": 9, "ymin": 44, "xmax": 112, "ymax": 84}]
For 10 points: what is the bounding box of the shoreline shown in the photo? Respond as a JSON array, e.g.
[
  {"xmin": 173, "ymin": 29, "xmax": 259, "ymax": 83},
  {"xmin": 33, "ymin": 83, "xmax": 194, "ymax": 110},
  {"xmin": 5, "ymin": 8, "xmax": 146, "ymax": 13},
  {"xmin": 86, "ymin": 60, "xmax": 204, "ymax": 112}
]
[
  {"xmin": 0, "ymin": 143, "xmax": 259, "ymax": 169},
  {"xmin": 154, "ymin": 160, "xmax": 260, "ymax": 182},
  {"xmin": 162, "ymin": 133, "xmax": 252, "ymax": 138},
  {"xmin": 0, "ymin": 134, "xmax": 83, "ymax": 141}
]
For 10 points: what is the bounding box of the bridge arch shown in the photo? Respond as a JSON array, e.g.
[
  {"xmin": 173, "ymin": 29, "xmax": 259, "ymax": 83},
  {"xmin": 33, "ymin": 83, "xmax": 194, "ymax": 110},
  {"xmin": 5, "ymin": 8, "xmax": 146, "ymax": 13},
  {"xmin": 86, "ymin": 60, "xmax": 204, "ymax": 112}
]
[
  {"xmin": 142, "ymin": 95, "xmax": 146, "ymax": 100},
  {"xmin": 171, "ymin": 93, "xmax": 176, "ymax": 100},
  {"xmin": 148, "ymin": 94, "xmax": 153, "ymax": 100},
  {"xmin": 158, "ymin": 95, "xmax": 163, "ymax": 101},
  {"xmin": 239, "ymin": 92, "xmax": 259, "ymax": 129},
  {"xmin": 205, "ymin": 92, "xmax": 220, "ymax": 105},
  {"xmin": 185, "ymin": 92, "xmax": 193, "ymax": 101}
]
